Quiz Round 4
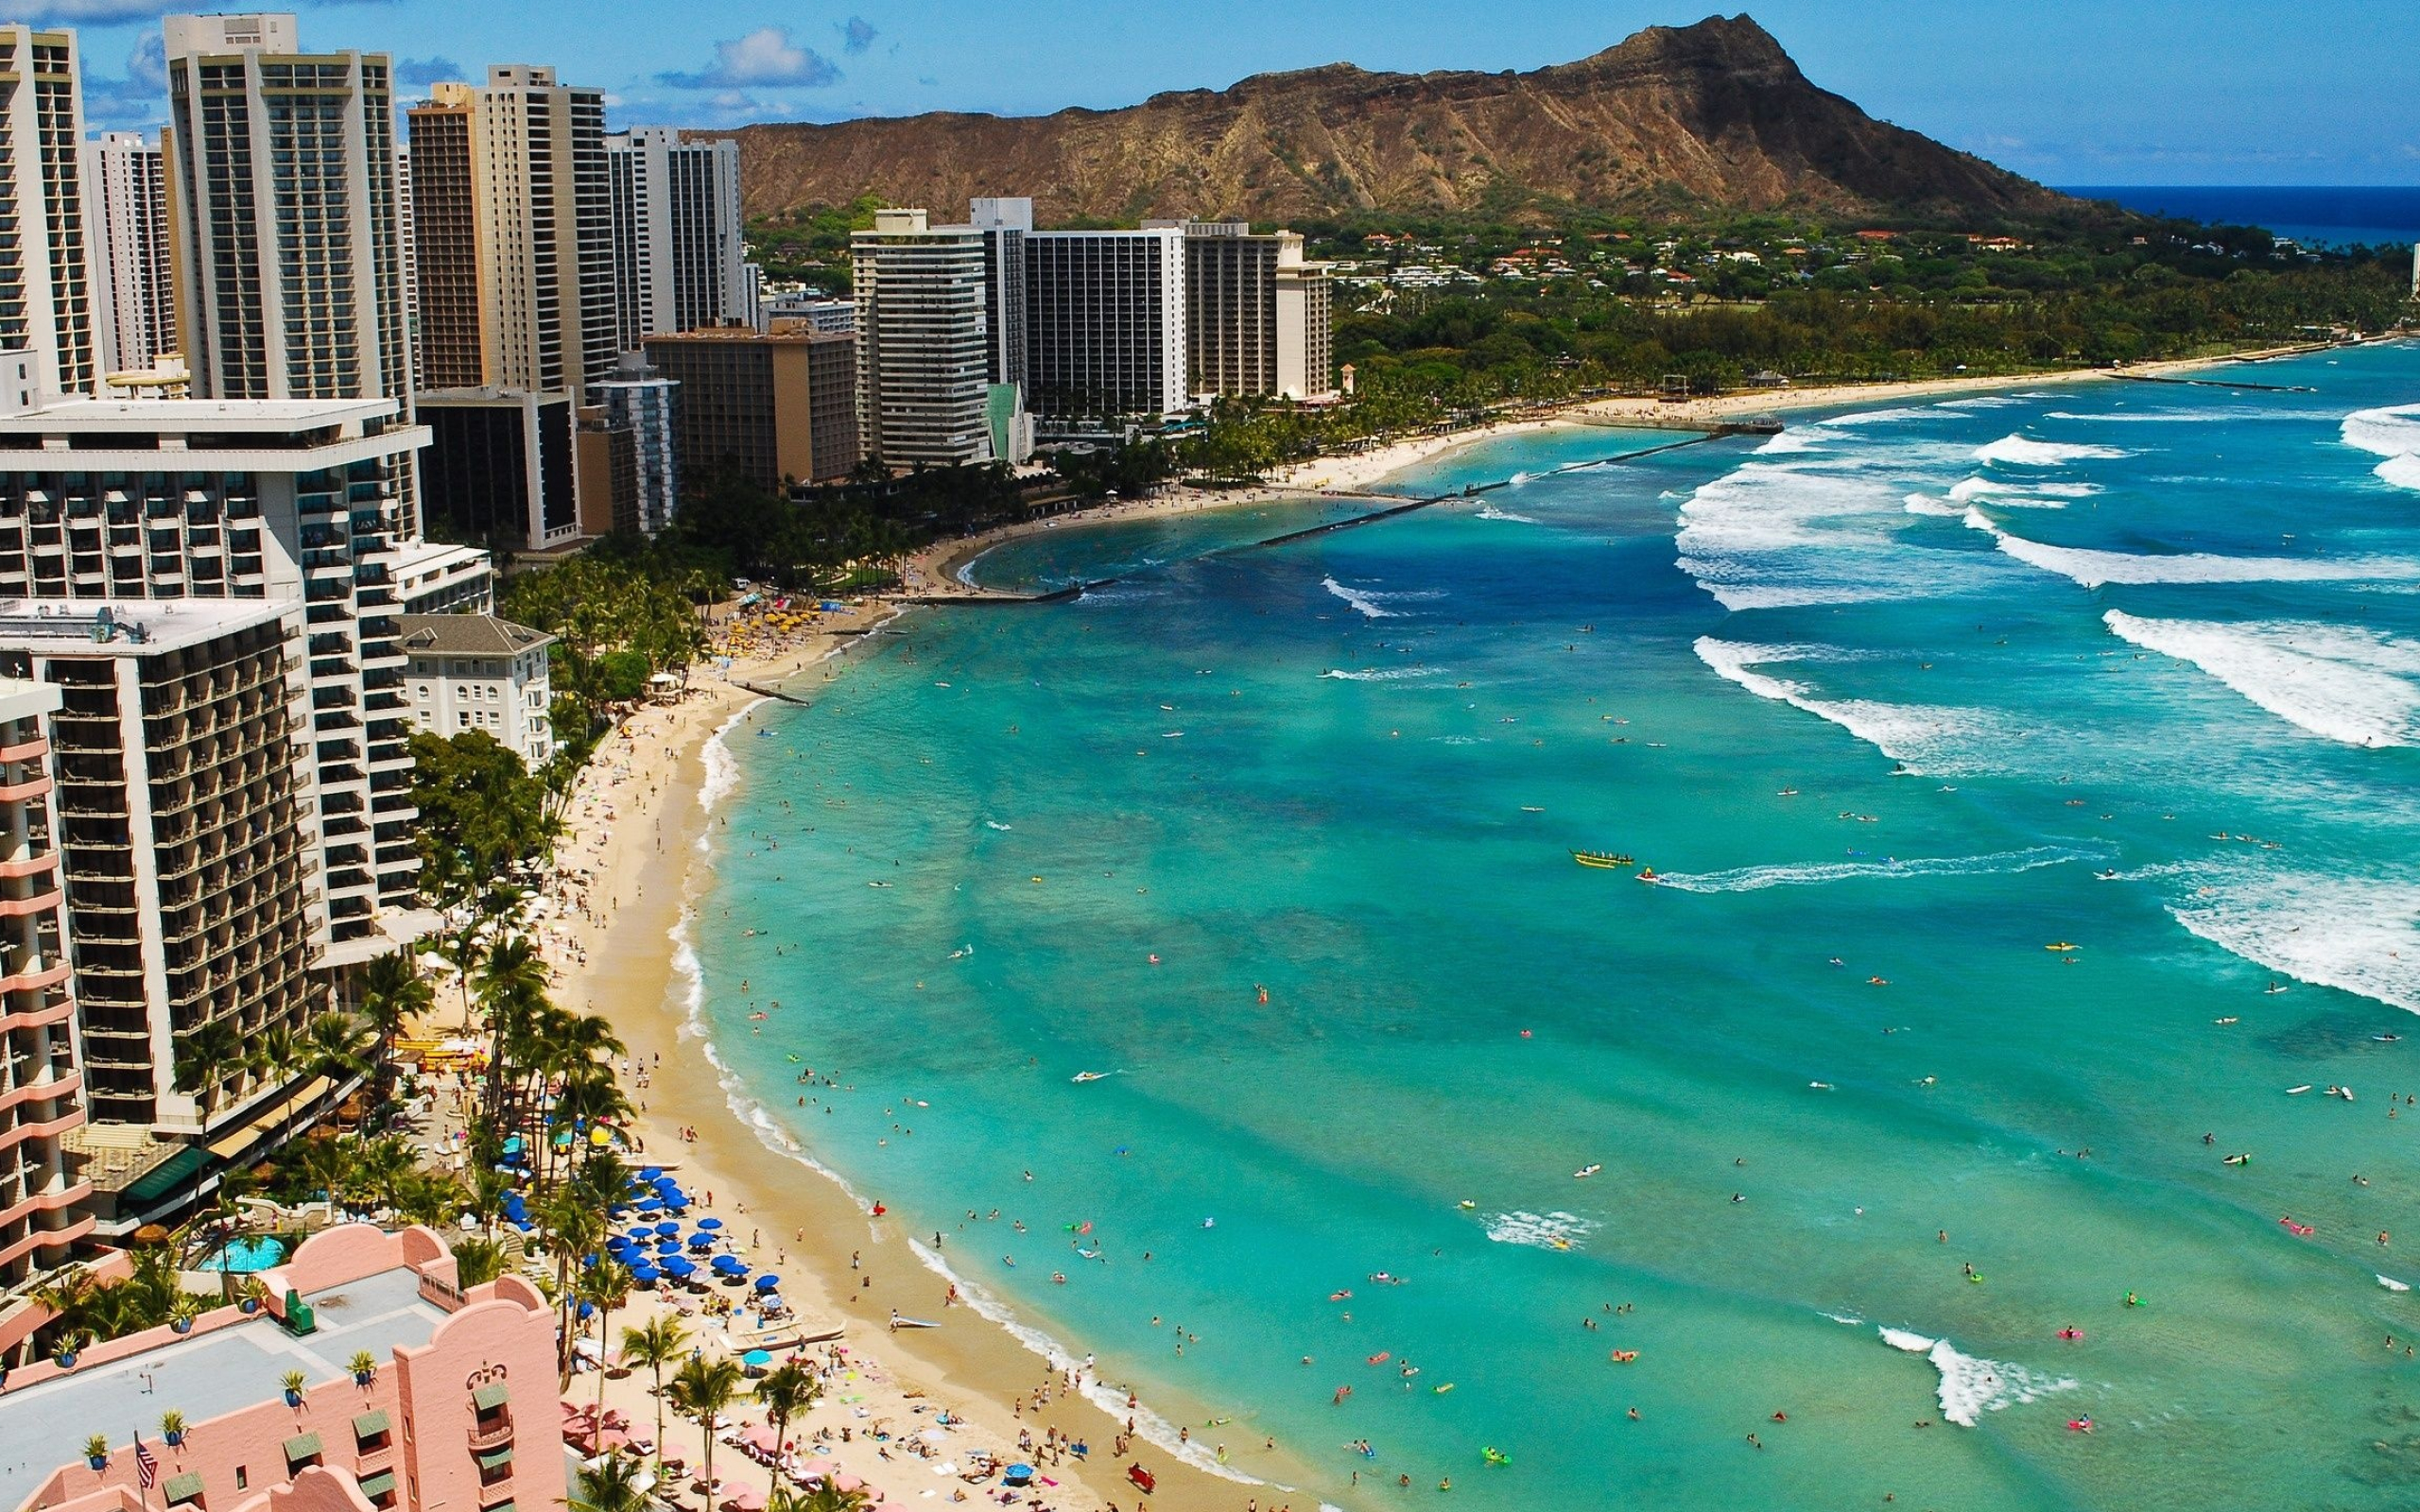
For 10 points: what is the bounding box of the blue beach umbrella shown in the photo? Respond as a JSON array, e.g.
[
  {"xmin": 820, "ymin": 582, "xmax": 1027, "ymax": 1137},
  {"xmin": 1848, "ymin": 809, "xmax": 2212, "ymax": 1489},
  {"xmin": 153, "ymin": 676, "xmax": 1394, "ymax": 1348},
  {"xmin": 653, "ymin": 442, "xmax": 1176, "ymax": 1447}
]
[
  {"xmin": 754, "ymin": 1275, "xmax": 780, "ymax": 1292},
  {"xmin": 689, "ymin": 1232, "xmax": 715, "ymax": 1249},
  {"xmin": 627, "ymin": 1227, "xmax": 653, "ymax": 1242},
  {"xmin": 635, "ymin": 1198, "xmax": 662, "ymax": 1212},
  {"xmin": 697, "ymin": 1217, "xmax": 723, "ymax": 1230},
  {"xmin": 630, "ymin": 1264, "xmax": 660, "ymax": 1284},
  {"xmin": 741, "ymin": 1349, "xmax": 772, "ymax": 1368},
  {"xmin": 661, "ymin": 1257, "xmax": 696, "ymax": 1279},
  {"xmin": 640, "ymin": 1166, "xmax": 663, "ymax": 1181},
  {"xmin": 655, "ymin": 1221, "xmax": 681, "ymax": 1236},
  {"xmin": 655, "ymin": 1238, "xmax": 680, "ymax": 1252}
]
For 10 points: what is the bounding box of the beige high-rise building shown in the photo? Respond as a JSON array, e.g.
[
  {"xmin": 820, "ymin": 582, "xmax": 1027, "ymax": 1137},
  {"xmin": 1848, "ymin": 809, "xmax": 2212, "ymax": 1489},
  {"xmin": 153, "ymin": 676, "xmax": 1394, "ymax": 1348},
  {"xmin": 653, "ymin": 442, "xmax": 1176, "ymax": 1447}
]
[
  {"xmin": 407, "ymin": 66, "xmax": 615, "ymax": 398},
  {"xmin": 0, "ymin": 26, "xmax": 97, "ymax": 397},
  {"xmin": 160, "ymin": 14, "xmax": 411, "ymax": 408},
  {"xmin": 80, "ymin": 130, "xmax": 178, "ymax": 379},
  {"xmin": 1175, "ymin": 220, "xmax": 1336, "ymax": 402}
]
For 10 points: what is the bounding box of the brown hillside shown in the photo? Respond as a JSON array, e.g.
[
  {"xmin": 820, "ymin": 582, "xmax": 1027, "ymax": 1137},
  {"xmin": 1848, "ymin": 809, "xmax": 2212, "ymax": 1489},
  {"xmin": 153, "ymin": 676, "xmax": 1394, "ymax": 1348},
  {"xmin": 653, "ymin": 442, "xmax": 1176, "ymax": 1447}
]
[{"xmin": 700, "ymin": 14, "xmax": 2065, "ymax": 226}]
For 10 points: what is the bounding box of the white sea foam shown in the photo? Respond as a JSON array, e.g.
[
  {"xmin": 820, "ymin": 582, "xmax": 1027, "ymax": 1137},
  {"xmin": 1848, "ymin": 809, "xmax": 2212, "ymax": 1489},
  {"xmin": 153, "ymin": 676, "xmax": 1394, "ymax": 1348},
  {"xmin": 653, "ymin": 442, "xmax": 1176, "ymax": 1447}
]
[
  {"xmin": 1648, "ymin": 845, "xmax": 2100, "ymax": 894},
  {"xmin": 1946, "ymin": 475, "xmax": 2099, "ymax": 507},
  {"xmin": 1484, "ymin": 1211, "xmax": 1601, "ymax": 1250},
  {"xmin": 2383, "ymin": 1275, "xmax": 2412, "ymax": 1292},
  {"xmin": 1964, "ymin": 507, "xmax": 2420, "ymax": 589},
  {"xmin": 1754, "ymin": 430, "xmax": 1823, "ymax": 455},
  {"xmin": 695, "ymin": 699, "xmax": 764, "ymax": 837},
  {"xmin": 1826, "ymin": 406, "xmax": 1949, "ymax": 426},
  {"xmin": 1940, "ymin": 394, "xmax": 2025, "ymax": 410},
  {"xmin": 2104, "ymin": 610, "xmax": 2420, "ymax": 747},
  {"xmin": 1878, "ymin": 1327, "xmax": 2077, "ymax": 1428},
  {"xmin": 1902, "ymin": 492, "xmax": 1963, "ymax": 518},
  {"xmin": 2169, "ymin": 870, "xmax": 2420, "ymax": 1014},
  {"xmin": 1675, "ymin": 460, "xmax": 1998, "ymax": 611},
  {"xmin": 1318, "ymin": 666, "xmax": 1438, "ymax": 681},
  {"xmin": 1692, "ymin": 638, "xmax": 1993, "ymax": 773},
  {"xmin": 1473, "ymin": 505, "xmax": 1540, "ymax": 523},
  {"xmin": 1321, "ymin": 576, "xmax": 1398, "ymax": 619},
  {"xmin": 2342, "ymin": 403, "xmax": 2420, "ymax": 493},
  {"xmin": 1975, "ymin": 434, "xmax": 2132, "ymax": 467}
]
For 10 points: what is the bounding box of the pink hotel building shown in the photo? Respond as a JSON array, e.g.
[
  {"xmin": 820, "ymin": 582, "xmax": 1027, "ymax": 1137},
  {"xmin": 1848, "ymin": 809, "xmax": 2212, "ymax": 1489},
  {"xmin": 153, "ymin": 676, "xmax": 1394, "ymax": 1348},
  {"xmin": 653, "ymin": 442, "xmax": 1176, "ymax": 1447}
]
[{"xmin": 0, "ymin": 1226, "xmax": 562, "ymax": 1512}]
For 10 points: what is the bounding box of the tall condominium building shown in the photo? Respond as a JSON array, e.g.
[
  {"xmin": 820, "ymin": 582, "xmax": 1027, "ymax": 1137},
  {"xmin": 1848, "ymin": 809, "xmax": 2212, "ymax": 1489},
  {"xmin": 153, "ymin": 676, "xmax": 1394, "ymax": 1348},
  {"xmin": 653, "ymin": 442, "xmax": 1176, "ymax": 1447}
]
[
  {"xmin": 1023, "ymin": 226, "xmax": 1187, "ymax": 422},
  {"xmin": 161, "ymin": 14, "xmax": 412, "ymax": 413},
  {"xmin": 0, "ymin": 675, "xmax": 90, "ymax": 1281},
  {"xmin": 605, "ymin": 128, "xmax": 747, "ymax": 348},
  {"xmin": 1175, "ymin": 221, "xmax": 1337, "ymax": 402},
  {"xmin": 79, "ymin": 131, "xmax": 177, "ymax": 380},
  {"xmin": 395, "ymin": 144, "xmax": 417, "ymax": 390},
  {"xmin": 407, "ymin": 67, "xmax": 614, "ymax": 399},
  {"xmin": 0, "ymin": 599, "xmax": 332, "ymax": 1236},
  {"xmin": 851, "ymin": 208, "xmax": 1030, "ymax": 467},
  {"xmin": 592, "ymin": 352, "xmax": 680, "ymax": 533},
  {"xmin": 967, "ymin": 198, "xmax": 1029, "ymax": 388},
  {"xmin": 643, "ymin": 328, "xmax": 859, "ymax": 493},
  {"xmin": 0, "ymin": 26, "xmax": 97, "ymax": 397},
  {"xmin": 0, "ymin": 392, "xmax": 434, "ymax": 963}
]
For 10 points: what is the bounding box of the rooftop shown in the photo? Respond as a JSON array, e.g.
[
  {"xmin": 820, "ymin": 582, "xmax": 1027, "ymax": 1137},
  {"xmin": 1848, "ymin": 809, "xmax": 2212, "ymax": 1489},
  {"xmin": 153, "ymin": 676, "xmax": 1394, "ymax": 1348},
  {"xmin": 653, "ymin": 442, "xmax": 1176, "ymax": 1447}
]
[
  {"xmin": 0, "ymin": 1268, "xmax": 442, "ymax": 1512},
  {"xmin": 0, "ymin": 396, "xmax": 401, "ymax": 432},
  {"xmin": 0, "ymin": 599, "xmax": 297, "ymax": 657},
  {"xmin": 393, "ymin": 613, "xmax": 554, "ymax": 658}
]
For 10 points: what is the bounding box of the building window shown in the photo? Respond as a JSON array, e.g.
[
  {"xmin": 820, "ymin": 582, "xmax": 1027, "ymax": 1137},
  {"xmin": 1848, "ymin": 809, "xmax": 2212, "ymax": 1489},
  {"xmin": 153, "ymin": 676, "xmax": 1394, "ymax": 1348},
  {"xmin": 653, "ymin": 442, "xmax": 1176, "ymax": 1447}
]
[
  {"xmin": 458, "ymin": 711, "xmax": 470, "ymax": 728},
  {"xmin": 234, "ymin": 1469, "xmax": 247, "ymax": 1491}
]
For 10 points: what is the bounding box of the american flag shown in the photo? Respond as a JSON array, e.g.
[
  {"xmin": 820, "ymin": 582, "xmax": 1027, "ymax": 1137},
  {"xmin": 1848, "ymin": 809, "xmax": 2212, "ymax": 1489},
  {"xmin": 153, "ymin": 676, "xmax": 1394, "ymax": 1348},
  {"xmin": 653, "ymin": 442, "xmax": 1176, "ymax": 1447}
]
[{"xmin": 132, "ymin": 1435, "xmax": 157, "ymax": 1489}]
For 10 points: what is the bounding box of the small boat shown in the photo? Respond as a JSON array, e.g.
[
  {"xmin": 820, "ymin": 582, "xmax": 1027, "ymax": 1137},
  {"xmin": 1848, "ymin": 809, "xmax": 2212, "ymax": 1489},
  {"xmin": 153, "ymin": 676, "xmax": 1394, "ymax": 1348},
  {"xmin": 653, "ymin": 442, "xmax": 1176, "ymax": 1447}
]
[
  {"xmin": 2286, "ymin": 1085, "xmax": 2313, "ymax": 1095},
  {"xmin": 2214, "ymin": 1016, "xmax": 2238, "ymax": 1025},
  {"xmin": 1571, "ymin": 850, "xmax": 1629, "ymax": 869},
  {"xmin": 2094, "ymin": 869, "xmax": 2119, "ymax": 881},
  {"xmin": 868, "ymin": 881, "xmax": 893, "ymax": 888},
  {"xmin": 1574, "ymin": 1164, "xmax": 1601, "ymax": 1178},
  {"xmin": 1071, "ymin": 1071, "xmax": 1112, "ymax": 1084},
  {"xmin": 1635, "ymin": 868, "xmax": 1659, "ymax": 883},
  {"xmin": 2045, "ymin": 942, "xmax": 2078, "ymax": 953},
  {"xmin": 2377, "ymin": 1034, "xmax": 2402, "ymax": 1043}
]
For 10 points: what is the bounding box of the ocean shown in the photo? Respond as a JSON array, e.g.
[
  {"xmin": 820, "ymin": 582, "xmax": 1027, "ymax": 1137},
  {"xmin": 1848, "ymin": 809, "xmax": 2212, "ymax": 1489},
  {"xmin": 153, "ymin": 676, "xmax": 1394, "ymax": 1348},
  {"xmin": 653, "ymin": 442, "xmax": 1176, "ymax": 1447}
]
[
  {"xmin": 2059, "ymin": 185, "xmax": 2420, "ymax": 250},
  {"xmin": 688, "ymin": 343, "xmax": 2420, "ymax": 1511}
]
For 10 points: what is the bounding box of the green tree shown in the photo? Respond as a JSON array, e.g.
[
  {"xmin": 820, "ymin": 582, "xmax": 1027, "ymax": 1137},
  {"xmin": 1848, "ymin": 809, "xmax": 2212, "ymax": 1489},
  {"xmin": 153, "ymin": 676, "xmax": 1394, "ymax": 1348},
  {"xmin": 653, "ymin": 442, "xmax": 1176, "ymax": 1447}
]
[
  {"xmin": 619, "ymin": 1314, "xmax": 689, "ymax": 1474},
  {"xmin": 666, "ymin": 1355, "xmax": 744, "ymax": 1493}
]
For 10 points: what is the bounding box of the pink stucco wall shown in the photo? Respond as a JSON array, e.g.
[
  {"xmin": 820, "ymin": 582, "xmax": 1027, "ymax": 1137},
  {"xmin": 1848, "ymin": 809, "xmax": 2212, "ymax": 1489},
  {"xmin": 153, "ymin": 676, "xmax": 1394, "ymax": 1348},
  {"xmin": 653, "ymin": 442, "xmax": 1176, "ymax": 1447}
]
[{"xmin": 23, "ymin": 1226, "xmax": 561, "ymax": 1512}]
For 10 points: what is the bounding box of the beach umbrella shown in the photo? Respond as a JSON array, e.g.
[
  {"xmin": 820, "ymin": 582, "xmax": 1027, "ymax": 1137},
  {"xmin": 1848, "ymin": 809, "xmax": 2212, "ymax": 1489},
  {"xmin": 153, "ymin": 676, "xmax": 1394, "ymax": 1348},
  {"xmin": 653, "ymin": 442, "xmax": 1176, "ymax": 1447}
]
[
  {"xmin": 627, "ymin": 1227, "xmax": 653, "ymax": 1242},
  {"xmin": 698, "ymin": 1217, "xmax": 723, "ymax": 1230},
  {"xmin": 630, "ymin": 1264, "xmax": 660, "ymax": 1284},
  {"xmin": 690, "ymin": 1232, "xmax": 716, "ymax": 1249},
  {"xmin": 754, "ymin": 1275, "xmax": 780, "ymax": 1292},
  {"xmin": 710, "ymin": 1254, "xmax": 742, "ymax": 1273},
  {"xmin": 640, "ymin": 1167, "xmax": 663, "ymax": 1181},
  {"xmin": 666, "ymin": 1196, "xmax": 689, "ymax": 1212},
  {"xmin": 741, "ymin": 1349, "xmax": 772, "ymax": 1367},
  {"xmin": 635, "ymin": 1198, "xmax": 662, "ymax": 1212},
  {"xmin": 661, "ymin": 1257, "xmax": 696, "ymax": 1279},
  {"xmin": 655, "ymin": 1221, "xmax": 681, "ymax": 1236}
]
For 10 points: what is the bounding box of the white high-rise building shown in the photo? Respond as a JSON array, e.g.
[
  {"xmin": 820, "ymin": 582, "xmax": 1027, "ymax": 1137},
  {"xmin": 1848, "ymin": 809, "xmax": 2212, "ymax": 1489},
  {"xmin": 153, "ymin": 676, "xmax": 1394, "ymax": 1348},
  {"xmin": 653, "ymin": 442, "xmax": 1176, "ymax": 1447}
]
[
  {"xmin": 80, "ymin": 131, "xmax": 178, "ymax": 379},
  {"xmin": 1023, "ymin": 225, "xmax": 1188, "ymax": 422},
  {"xmin": 0, "ymin": 26, "xmax": 98, "ymax": 397},
  {"xmin": 605, "ymin": 127, "xmax": 748, "ymax": 348},
  {"xmin": 593, "ymin": 353, "xmax": 681, "ymax": 534},
  {"xmin": 851, "ymin": 207, "xmax": 1031, "ymax": 467}
]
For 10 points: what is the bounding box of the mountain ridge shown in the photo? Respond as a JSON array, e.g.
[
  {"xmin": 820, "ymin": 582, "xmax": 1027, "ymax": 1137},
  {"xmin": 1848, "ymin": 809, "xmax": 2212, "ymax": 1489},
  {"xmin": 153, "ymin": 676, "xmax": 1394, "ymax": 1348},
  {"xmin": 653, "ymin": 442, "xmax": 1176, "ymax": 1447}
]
[{"xmin": 701, "ymin": 14, "xmax": 2066, "ymax": 227}]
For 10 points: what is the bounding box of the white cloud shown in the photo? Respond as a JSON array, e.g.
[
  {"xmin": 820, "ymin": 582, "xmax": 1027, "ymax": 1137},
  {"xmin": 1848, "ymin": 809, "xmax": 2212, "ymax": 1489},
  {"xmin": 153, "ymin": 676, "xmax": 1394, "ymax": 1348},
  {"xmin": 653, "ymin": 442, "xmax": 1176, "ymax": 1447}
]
[{"xmin": 660, "ymin": 26, "xmax": 839, "ymax": 90}]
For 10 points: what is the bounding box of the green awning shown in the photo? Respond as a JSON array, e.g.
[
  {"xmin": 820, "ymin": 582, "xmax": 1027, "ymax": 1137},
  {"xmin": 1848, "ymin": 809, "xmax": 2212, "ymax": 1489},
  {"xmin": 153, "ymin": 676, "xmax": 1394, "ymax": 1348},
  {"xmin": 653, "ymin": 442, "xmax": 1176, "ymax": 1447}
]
[
  {"xmin": 356, "ymin": 1471, "xmax": 396, "ymax": 1500},
  {"xmin": 162, "ymin": 1473, "xmax": 204, "ymax": 1504},
  {"xmin": 471, "ymin": 1381, "xmax": 510, "ymax": 1410},
  {"xmin": 284, "ymin": 1433, "xmax": 321, "ymax": 1463},
  {"xmin": 122, "ymin": 1145, "xmax": 212, "ymax": 1204},
  {"xmin": 352, "ymin": 1411, "xmax": 389, "ymax": 1439},
  {"xmin": 475, "ymin": 1448, "xmax": 513, "ymax": 1471}
]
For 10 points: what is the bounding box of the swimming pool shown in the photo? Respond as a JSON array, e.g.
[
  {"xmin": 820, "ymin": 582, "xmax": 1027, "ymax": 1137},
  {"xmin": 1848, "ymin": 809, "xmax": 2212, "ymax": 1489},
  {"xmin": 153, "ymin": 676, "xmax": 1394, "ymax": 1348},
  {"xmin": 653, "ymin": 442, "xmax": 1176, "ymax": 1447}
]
[{"xmin": 197, "ymin": 1235, "xmax": 285, "ymax": 1273}]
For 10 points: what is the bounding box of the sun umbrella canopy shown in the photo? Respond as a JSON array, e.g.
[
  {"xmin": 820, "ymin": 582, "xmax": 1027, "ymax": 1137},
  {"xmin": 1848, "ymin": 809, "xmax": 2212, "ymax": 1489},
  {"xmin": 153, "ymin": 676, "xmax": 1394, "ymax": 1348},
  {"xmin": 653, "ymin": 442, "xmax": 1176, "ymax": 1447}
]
[
  {"xmin": 635, "ymin": 1198, "xmax": 662, "ymax": 1212},
  {"xmin": 640, "ymin": 1167, "xmax": 663, "ymax": 1181},
  {"xmin": 697, "ymin": 1217, "xmax": 723, "ymax": 1229},
  {"xmin": 661, "ymin": 1257, "xmax": 696, "ymax": 1278},
  {"xmin": 711, "ymin": 1255, "xmax": 745, "ymax": 1273},
  {"xmin": 754, "ymin": 1275, "xmax": 780, "ymax": 1291},
  {"xmin": 741, "ymin": 1349, "xmax": 772, "ymax": 1367},
  {"xmin": 655, "ymin": 1222, "xmax": 681, "ymax": 1236},
  {"xmin": 630, "ymin": 1265, "xmax": 660, "ymax": 1284}
]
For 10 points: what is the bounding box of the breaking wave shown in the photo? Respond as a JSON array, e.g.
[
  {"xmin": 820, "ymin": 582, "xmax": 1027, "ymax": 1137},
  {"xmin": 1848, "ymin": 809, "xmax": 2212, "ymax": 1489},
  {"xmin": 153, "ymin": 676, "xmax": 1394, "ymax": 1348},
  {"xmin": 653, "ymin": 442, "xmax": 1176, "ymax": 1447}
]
[
  {"xmin": 1485, "ymin": 1210, "xmax": 1600, "ymax": 1251},
  {"xmin": 1646, "ymin": 845, "xmax": 2101, "ymax": 894},
  {"xmin": 1965, "ymin": 507, "xmax": 2420, "ymax": 589},
  {"xmin": 1976, "ymin": 434, "xmax": 2132, "ymax": 467},
  {"xmin": 2169, "ymin": 868, "xmax": 2420, "ymax": 1014},
  {"xmin": 1692, "ymin": 638, "xmax": 1996, "ymax": 774},
  {"xmin": 1878, "ymin": 1327, "xmax": 2077, "ymax": 1428},
  {"xmin": 2104, "ymin": 610, "xmax": 2420, "ymax": 747},
  {"xmin": 2343, "ymin": 403, "xmax": 2420, "ymax": 492}
]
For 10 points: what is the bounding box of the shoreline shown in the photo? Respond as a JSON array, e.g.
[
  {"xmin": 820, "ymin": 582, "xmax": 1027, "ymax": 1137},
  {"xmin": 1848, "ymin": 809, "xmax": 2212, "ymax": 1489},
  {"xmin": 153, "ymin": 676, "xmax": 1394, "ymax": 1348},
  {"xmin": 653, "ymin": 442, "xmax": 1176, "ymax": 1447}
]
[
  {"xmin": 537, "ymin": 336, "xmax": 2377, "ymax": 1512},
  {"xmin": 900, "ymin": 342, "xmax": 2353, "ymax": 595},
  {"xmin": 545, "ymin": 618, "xmax": 1298, "ymax": 1512}
]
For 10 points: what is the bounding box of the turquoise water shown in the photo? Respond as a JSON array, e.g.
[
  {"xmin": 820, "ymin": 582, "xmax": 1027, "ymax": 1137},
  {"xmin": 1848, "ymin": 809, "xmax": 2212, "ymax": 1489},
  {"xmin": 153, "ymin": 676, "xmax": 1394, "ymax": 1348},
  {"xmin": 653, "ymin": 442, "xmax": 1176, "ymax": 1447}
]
[
  {"xmin": 199, "ymin": 1236, "xmax": 285, "ymax": 1273},
  {"xmin": 693, "ymin": 346, "xmax": 2420, "ymax": 1510}
]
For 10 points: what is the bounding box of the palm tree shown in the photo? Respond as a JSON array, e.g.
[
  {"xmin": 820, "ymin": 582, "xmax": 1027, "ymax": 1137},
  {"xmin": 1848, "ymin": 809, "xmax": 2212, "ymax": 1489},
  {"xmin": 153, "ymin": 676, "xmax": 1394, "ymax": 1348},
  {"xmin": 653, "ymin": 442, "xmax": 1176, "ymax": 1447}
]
[
  {"xmin": 301, "ymin": 1012, "xmax": 376, "ymax": 1089},
  {"xmin": 778, "ymin": 1483, "xmax": 871, "ymax": 1512},
  {"xmin": 30, "ymin": 1268, "xmax": 98, "ymax": 1346},
  {"xmin": 578, "ymin": 1260, "xmax": 633, "ymax": 1419},
  {"xmin": 451, "ymin": 1236, "xmax": 507, "ymax": 1289},
  {"xmin": 171, "ymin": 1019, "xmax": 245, "ymax": 1112},
  {"xmin": 619, "ymin": 1315, "xmax": 687, "ymax": 1474},
  {"xmin": 753, "ymin": 1361, "xmax": 818, "ymax": 1459},
  {"xmin": 357, "ymin": 950, "xmax": 431, "ymax": 1107},
  {"xmin": 666, "ymin": 1355, "xmax": 742, "ymax": 1496},
  {"xmin": 538, "ymin": 1186, "xmax": 608, "ymax": 1382},
  {"xmin": 566, "ymin": 1452, "xmax": 651, "ymax": 1512}
]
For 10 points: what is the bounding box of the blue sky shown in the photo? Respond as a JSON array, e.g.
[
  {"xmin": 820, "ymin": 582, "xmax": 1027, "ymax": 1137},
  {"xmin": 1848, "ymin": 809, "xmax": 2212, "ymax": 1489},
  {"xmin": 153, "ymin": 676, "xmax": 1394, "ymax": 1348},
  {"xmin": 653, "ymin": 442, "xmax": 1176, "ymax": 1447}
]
[{"xmin": 43, "ymin": 0, "xmax": 2420, "ymax": 185}]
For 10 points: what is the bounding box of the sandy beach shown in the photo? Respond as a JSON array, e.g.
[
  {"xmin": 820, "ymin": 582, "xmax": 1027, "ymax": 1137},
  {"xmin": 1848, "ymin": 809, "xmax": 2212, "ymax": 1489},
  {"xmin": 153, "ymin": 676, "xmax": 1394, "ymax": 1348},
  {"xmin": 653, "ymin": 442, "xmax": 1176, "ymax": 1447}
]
[
  {"xmin": 527, "ymin": 606, "xmax": 1295, "ymax": 1512},
  {"xmin": 513, "ymin": 341, "xmax": 2352, "ymax": 1512}
]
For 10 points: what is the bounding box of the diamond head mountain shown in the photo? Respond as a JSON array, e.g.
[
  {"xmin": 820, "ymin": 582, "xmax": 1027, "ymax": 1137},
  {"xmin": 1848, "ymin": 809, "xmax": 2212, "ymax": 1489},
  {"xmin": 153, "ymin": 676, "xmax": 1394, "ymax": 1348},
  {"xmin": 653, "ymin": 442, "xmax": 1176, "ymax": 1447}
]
[{"xmin": 704, "ymin": 14, "xmax": 2066, "ymax": 224}]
